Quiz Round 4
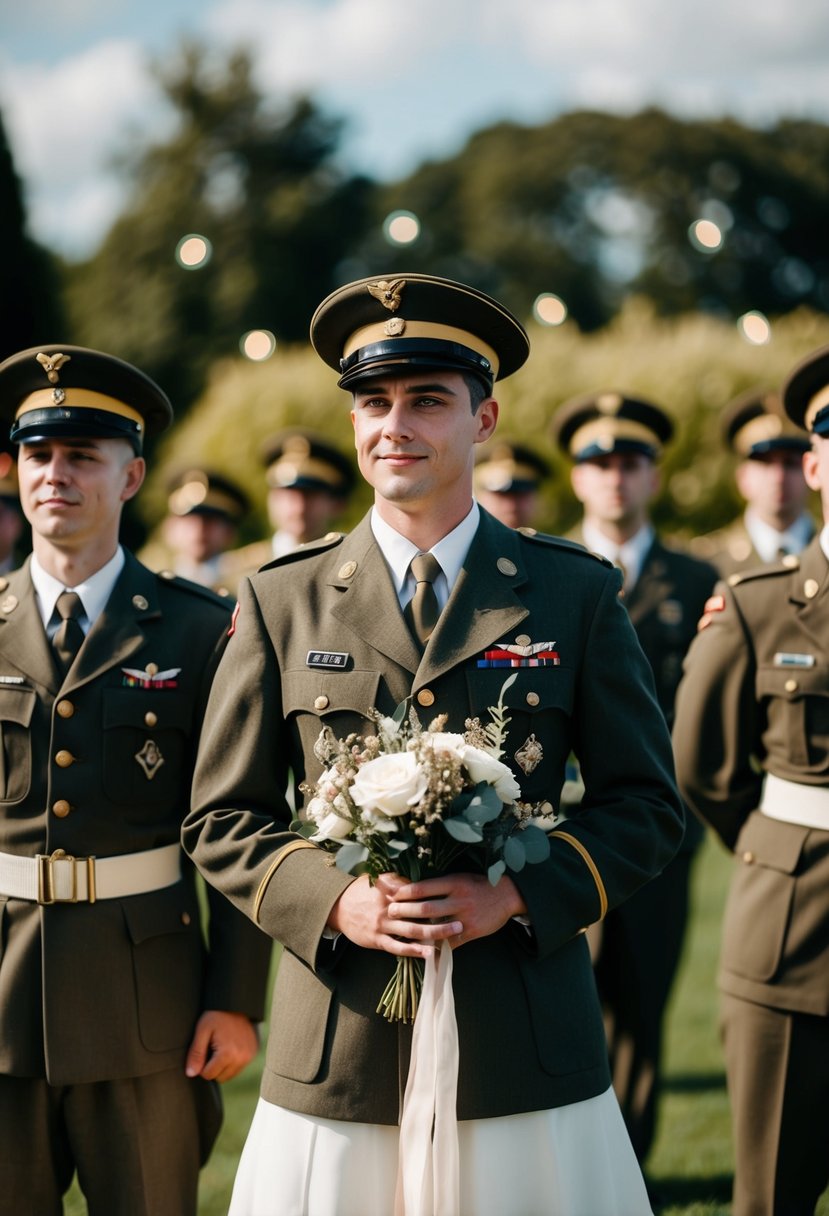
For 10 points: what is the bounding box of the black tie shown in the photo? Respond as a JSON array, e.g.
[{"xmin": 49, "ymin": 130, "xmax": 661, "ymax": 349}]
[
  {"xmin": 52, "ymin": 591, "xmax": 85, "ymax": 675},
  {"xmin": 405, "ymin": 553, "xmax": 441, "ymax": 649}
]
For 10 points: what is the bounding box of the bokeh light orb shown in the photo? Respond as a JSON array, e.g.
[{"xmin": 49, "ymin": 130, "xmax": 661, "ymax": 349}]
[
  {"xmin": 382, "ymin": 211, "xmax": 421, "ymax": 245},
  {"xmin": 533, "ymin": 293, "xmax": 568, "ymax": 326},
  {"xmin": 738, "ymin": 311, "xmax": 771, "ymax": 346},
  {"xmin": 175, "ymin": 234, "xmax": 212, "ymax": 269},
  {"xmin": 688, "ymin": 219, "xmax": 723, "ymax": 253},
  {"xmin": 240, "ymin": 330, "xmax": 276, "ymax": 361}
]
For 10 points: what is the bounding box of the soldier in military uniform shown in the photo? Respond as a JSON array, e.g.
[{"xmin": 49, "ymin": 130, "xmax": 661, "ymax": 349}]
[
  {"xmin": 139, "ymin": 466, "xmax": 249, "ymax": 594},
  {"xmin": 184, "ymin": 274, "xmax": 683, "ymax": 1216},
  {"xmin": 691, "ymin": 387, "xmax": 814, "ymax": 577},
  {"xmin": 0, "ymin": 347, "xmax": 271, "ymax": 1216},
  {"xmin": 551, "ymin": 390, "xmax": 718, "ymax": 1169},
  {"xmin": 222, "ymin": 429, "xmax": 356, "ymax": 591},
  {"xmin": 473, "ymin": 437, "xmax": 552, "ymax": 530},
  {"xmin": 673, "ymin": 345, "xmax": 829, "ymax": 1216}
]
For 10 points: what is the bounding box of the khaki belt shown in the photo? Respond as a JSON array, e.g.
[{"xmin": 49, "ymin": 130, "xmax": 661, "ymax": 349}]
[
  {"xmin": 0, "ymin": 843, "xmax": 182, "ymax": 905},
  {"xmin": 760, "ymin": 772, "xmax": 829, "ymax": 831}
]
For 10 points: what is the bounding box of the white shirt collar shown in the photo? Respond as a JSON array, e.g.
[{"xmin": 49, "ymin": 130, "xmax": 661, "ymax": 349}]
[
  {"xmin": 745, "ymin": 509, "xmax": 814, "ymax": 562},
  {"xmin": 370, "ymin": 502, "xmax": 480, "ymax": 609},
  {"xmin": 581, "ymin": 521, "xmax": 654, "ymax": 590},
  {"xmin": 30, "ymin": 547, "xmax": 126, "ymax": 633}
]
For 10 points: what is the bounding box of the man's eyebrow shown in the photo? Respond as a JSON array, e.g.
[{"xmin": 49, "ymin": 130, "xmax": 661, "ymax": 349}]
[{"xmin": 355, "ymin": 382, "xmax": 458, "ymax": 397}]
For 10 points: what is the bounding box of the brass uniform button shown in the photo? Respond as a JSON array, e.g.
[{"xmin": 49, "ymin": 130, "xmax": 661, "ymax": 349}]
[
  {"xmin": 52, "ymin": 800, "xmax": 71, "ymax": 818},
  {"xmin": 526, "ymin": 692, "xmax": 540, "ymax": 707},
  {"xmin": 56, "ymin": 700, "xmax": 75, "ymax": 719},
  {"xmin": 132, "ymin": 594, "xmax": 149, "ymax": 610},
  {"xmin": 417, "ymin": 689, "xmax": 435, "ymax": 707},
  {"xmin": 338, "ymin": 561, "xmax": 358, "ymax": 579},
  {"xmin": 55, "ymin": 750, "xmax": 75, "ymax": 768},
  {"xmin": 314, "ymin": 695, "xmax": 329, "ymax": 710},
  {"xmin": 497, "ymin": 557, "xmax": 518, "ymax": 576},
  {"xmin": 1, "ymin": 595, "xmax": 18, "ymax": 614},
  {"xmin": 742, "ymin": 851, "xmax": 755, "ymax": 864},
  {"xmin": 784, "ymin": 679, "xmax": 798, "ymax": 693},
  {"xmin": 144, "ymin": 711, "xmax": 158, "ymax": 728},
  {"xmin": 804, "ymin": 579, "xmax": 820, "ymax": 599},
  {"xmin": 181, "ymin": 912, "xmax": 192, "ymax": 926}
]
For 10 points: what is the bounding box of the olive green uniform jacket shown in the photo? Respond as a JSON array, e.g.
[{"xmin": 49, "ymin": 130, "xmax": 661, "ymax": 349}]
[
  {"xmin": 0, "ymin": 553, "xmax": 271, "ymax": 1085},
  {"xmin": 673, "ymin": 536, "xmax": 829, "ymax": 1015},
  {"xmin": 185, "ymin": 511, "xmax": 684, "ymax": 1125},
  {"xmin": 690, "ymin": 513, "xmax": 816, "ymax": 579}
]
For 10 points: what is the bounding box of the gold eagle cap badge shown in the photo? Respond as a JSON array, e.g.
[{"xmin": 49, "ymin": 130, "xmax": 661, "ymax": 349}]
[
  {"xmin": 35, "ymin": 352, "xmax": 71, "ymax": 384},
  {"xmin": 367, "ymin": 279, "xmax": 405, "ymax": 312}
]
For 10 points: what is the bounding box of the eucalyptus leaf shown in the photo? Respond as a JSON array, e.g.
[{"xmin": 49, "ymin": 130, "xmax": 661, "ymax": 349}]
[
  {"xmin": 444, "ymin": 819, "xmax": 484, "ymax": 843},
  {"xmin": 488, "ymin": 859, "xmax": 507, "ymax": 885},
  {"xmin": 334, "ymin": 842, "xmax": 369, "ymax": 873},
  {"xmin": 464, "ymin": 784, "xmax": 502, "ymax": 825},
  {"xmin": 504, "ymin": 835, "xmax": 527, "ymax": 872},
  {"xmin": 521, "ymin": 825, "xmax": 552, "ymax": 863}
]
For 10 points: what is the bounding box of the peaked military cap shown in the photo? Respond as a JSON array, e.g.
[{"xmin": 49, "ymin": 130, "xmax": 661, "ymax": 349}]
[
  {"xmin": 261, "ymin": 429, "xmax": 355, "ymax": 497},
  {"xmin": 0, "ymin": 345, "xmax": 172, "ymax": 453},
  {"xmin": 474, "ymin": 440, "xmax": 551, "ymax": 494},
  {"xmin": 723, "ymin": 386, "xmax": 809, "ymax": 456},
  {"xmin": 310, "ymin": 273, "xmax": 530, "ymax": 391},
  {"xmin": 166, "ymin": 467, "xmax": 249, "ymax": 523},
  {"xmin": 552, "ymin": 390, "xmax": 673, "ymax": 462},
  {"xmin": 781, "ymin": 344, "xmax": 829, "ymax": 437}
]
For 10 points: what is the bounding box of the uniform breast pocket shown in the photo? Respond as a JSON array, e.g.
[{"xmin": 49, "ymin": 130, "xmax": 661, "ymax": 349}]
[
  {"xmin": 0, "ymin": 686, "xmax": 36, "ymax": 804},
  {"xmin": 282, "ymin": 669, "xmax": 381, "ymax": 779},
  {"xmin": 102, "ymin": 689, "xmax": 192, "ymax": 808},
  {"xmin": 464, "ymin": 666, "xmax": 575, "ymax": 800},
  {"xmin": 757, "ymin": 664, "xmax": 829, "ymax": 772}
]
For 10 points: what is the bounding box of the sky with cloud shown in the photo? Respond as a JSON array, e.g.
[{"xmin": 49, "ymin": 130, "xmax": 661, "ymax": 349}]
[{"xmin": 3, "ymin": 0, "xmax": 829, "ymax": 259}]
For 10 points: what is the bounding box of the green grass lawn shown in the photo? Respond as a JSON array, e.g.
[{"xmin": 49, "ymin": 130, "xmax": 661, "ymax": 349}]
[{"xmin": 65, "ymin": 833, "xmax": 828, "ymax": 1214}]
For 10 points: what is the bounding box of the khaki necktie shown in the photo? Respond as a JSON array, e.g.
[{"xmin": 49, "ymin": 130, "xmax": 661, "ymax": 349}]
[
  {"xmin": 52, "ymin": 591, "xmax": 85, "ymax": 675},
  {"xmin": 405, "ymin": 552, "xmax": 441, "ymax": 649}
]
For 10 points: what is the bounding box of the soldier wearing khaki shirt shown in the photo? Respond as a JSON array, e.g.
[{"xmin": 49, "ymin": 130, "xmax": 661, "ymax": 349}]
[
  {"xmin": 0, "ymin": 346, "xmax": 271, "ymax": 1216},
  {"xmin": 691, "ymin": 387, "xmax": 814, "ymax": 577},
  {"xmin": 184, "ymin": 273, "xmax": 683, "ymax": 1216},
  {"xmin": 674, "ymin": 344, "xmax": 829, "ymax": 1216}
]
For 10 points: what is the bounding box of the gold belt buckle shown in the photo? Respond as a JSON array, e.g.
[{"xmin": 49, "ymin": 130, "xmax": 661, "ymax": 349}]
[{"xmin": 36, "ymin": 849, "xmax": 97, "ymax": 905}]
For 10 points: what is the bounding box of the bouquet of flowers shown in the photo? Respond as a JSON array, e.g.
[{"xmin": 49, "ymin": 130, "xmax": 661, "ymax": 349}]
[{"xmin": 294, "ymin": 674, "xmax": 552, "ymax": 1022}]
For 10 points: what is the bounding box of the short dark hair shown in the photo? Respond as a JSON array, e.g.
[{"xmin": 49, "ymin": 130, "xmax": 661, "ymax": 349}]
[{"xmin": 463, "ymin": 373, "xmax": 491, "ymax": 414}]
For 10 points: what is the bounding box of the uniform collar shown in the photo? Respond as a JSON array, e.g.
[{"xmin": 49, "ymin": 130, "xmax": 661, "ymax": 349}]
[
  {"xmin": 370, "ymin": 501, "xmax": 480, "ymax": 609},
  {"xmin": 30, "ymin": 546, "xmax": 126, "ymax": 632},
  {"xmin": 744, "ymin": 509, "xmax": 814, "ymax": 561}
]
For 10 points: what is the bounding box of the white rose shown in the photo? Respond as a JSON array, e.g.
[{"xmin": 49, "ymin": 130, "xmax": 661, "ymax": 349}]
[
  {"xmin": 309, "ymin": 806, "xmax": 354, "ymax": 841},
  {"xmin": 461, "ymin": 745, "xmax": 521, "ymax": 803},
  {"xmin": 350, "ymin": 752, "xmax": 428, "ymax": 818},
  {"xmin": 426, "ymin": 732, "xmax": 467, "ymax": 762}
]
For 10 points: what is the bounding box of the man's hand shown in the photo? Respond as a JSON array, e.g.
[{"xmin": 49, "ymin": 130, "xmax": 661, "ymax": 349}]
[
  {"xmin": 327, "ymin": 873, "xmax": 463, "ymax": 957},
  {"xmin": 185, "ymin": 1010, "xmax": 260, "ymax": 1083},
  {"xmin": 388, "ymin": 872, "xmax": 527, "ymax": 948}
]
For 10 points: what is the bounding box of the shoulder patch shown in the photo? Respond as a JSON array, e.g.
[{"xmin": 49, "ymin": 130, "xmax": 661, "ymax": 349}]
[
  {"xmin": 517, "ymin": 529, "xmax": 613, "ymax": 567},
  {"xmin": 258, "ymin": 531, "xmax": 345, "ymax": 572}
]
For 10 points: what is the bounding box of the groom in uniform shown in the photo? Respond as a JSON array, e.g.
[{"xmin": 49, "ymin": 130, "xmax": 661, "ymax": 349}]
[{"xmin": 184, "ymin": 274, "xmax": 684, "ymax": 1215}]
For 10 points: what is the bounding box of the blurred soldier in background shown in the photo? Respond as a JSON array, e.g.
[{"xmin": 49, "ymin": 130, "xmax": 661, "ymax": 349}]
[
  {"xmin": 691, "ymin": 387, "xmax": 814, "ymax": 577},
  {"xmin": 553, "ymin": 390, "xmax": 718, "ymax": 1172},
  {"xmin": 222, "ymin": 429, "xmax": 355, "ymax": 585},
  {"xmin": 674, "ymin": 346, "xmax": 829, "ymax": 1216},
  {"xmin": 140, "ymin": 467, "xmax": 249, "ymax": 594},
  {"xmin": 0, "ymin": 345, "xmax": 271, "ymax": 1216},
  {"xmin": 473, "ymin": 437, "xmax": 552, "ymax": 530},
  {"xmin": 0, "ymin": 450, "xmax": 26, "ymax": 573}
]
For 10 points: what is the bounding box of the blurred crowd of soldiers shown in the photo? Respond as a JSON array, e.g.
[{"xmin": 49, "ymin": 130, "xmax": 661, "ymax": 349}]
[{"xmin": 0, "ymin": 315, "xmax": 826, "ymax": 1216}]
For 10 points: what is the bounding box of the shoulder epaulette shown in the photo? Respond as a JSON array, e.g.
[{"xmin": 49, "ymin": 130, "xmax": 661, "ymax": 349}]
[
  {"xmin": 155, "ymin": 570, "xmax": 233, "ymax": 607},
  {"xmin": 516, "ymin": 528, "xmax": 613, "ymax": 568},
  {"xmin": 727, "ymin": 555, "xmax": 799, "ymax": 587},
  {"xmin": 258, "ymin": 531, "xmax": 346, "ymax": 572}
]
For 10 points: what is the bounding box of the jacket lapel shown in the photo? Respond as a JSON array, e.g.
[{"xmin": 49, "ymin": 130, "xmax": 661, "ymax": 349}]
[
  {"xmin": 0, "ymin": 561, "xmax": 60, "ymax": 692},
  {"xmin": 625, "ymin": 539, "xmax": 671, "ymax": 628},
  {"xmin": 418, "ymin": 513, "xmax": 529, "ymax": 684},
  {"xmin": 328, "ymin": 518, "xmax": 421, "ymax": 674},
  {"xmin": 789, "ymin": 537, "xmax": 829, "ymax": 652},
  {"xmin": 64, "ymin": 553, "xmax": 160, "ymax": 692}
]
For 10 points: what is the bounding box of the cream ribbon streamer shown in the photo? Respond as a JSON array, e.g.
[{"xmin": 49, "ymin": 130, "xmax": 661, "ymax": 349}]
[{"xmin": 394, "ymin": 943, "xmax": 460, "ymax": 1216}]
